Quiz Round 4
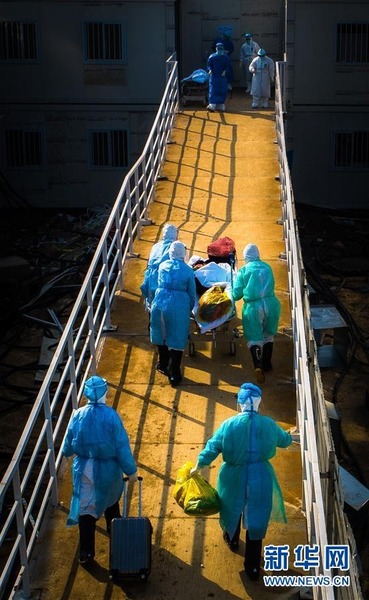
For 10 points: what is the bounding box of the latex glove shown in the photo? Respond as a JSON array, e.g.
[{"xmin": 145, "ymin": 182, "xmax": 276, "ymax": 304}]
[
  {"xmin": 221, "ymin": 70, "xmax": 226, "ymax": 76},
  {"xmin": 189, "ymin": 464, "xmax": 201, "ymax": 477},
  {"xmin": 128, "ymin": 472, "xmax": 138, "ymax": 482}
]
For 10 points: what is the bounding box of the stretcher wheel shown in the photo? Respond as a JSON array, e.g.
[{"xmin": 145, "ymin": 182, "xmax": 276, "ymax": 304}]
[
  {"xmin": 229, "ymin": 341, "xmax": 236, "ymax": 356},
  {"xmin": 189, "ymin": 342, "xmax": 195, "ymax": 357}
]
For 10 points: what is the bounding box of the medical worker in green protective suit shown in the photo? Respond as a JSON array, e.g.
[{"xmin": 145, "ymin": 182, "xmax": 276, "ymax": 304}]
[
  {"xmin": 232, "ymin": 243, "xmax": 281, "ymax": 384},
  {"xmin": 62, "ymin": 375, "xmax": 138, "ymax": 565},
  {"xmin": 191, "ymin": 383, "xmax": 292, "ymax": 580},
  {"xmin": 150, "ymin": 240, "xmax": 196, "ymax": 387}
]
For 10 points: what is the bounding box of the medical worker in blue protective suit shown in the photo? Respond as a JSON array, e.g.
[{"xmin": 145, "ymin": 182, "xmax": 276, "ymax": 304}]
[
  {"xmin": 206, "ymin": 42, "xmax": 232, "ymax": 112},
  {"xmin": 191, "ymin": 383, "xmax": 292, "ymax": 580},
  {"xmin": 140, "ymin": 223, "xmax": 178, "ymax": 311},
  {"xmin": 62, "ymin": 375, "xmax": 137, "ymax": 565},
  {"xmin": 232, "ymin": 243, "xmax": 281, "ymax": 384},
  {"xmin": 150, "ymin": 241, "xmax": 196, "ymax": 387},
  {"xmin": 249, "ymin": 48, "xmax": 275, "ymax": 109}
]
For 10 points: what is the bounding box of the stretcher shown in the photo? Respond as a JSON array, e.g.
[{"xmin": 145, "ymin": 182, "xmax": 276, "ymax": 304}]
[
  {"xmin": 188, "ymin": 310, "xmax": 240, "ymax": 357},
  {"xmin": 187, "ymin": 237, "xmax": 240, "ymax": 356},
  {"xmin": 181, "ymin": 69, "xmax": 209, "ymax": 107}
]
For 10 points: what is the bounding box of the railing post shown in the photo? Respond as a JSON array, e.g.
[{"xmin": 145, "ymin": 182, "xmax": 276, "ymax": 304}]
[
  {"xmin": 126, "ymin": 180, "xmax": 135, "ymax": 256},
  {"xmin": 44, "ymin": 389, "xmax": 58, "ymax": 507},
  {"xmin": 86, "ymin": 278, "xmax": 98, "ymax": 370},
  {"xmin": 115, "ymin": 211, "xmax": 124, "ymax": 291},
  {"xmin": 140, "ymin": 156, "xmax": 152, "ymax": 225},
  {"xmin": 67, "ymin": 329, "xmax": 79, "ymax": 410},
  {"xmin": 101, "ymin": 239, "xmax": 112, "ymax": 331},
  {"xmin": 13, "ymin": 470, "xmax": 30, "ymax": 599}
]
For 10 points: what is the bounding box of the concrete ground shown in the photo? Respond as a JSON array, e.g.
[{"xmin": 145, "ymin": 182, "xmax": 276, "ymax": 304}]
[{"xmin": 30, "ymin": 91, "xmax": 307, "ymax": 600}]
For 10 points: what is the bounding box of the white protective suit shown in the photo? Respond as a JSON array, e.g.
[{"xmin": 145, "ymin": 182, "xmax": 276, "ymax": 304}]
[
  {"xmin": 249, "ymin": 54, "xmax": 275, "ymax": 108},
  {"xmin": 239, "ymin": 39, "xmax": 260, "ymax": 89}
]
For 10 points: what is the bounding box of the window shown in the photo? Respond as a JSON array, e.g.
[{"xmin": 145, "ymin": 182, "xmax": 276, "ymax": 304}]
[
  {"xmin": 5, "ymin": 130, "xmax": 44, "ymax": 168},
  {"xmin": 84, "ymin": 22, "xmax": 125, "ymax": 63},
  {"xmin": 0, "ymin": 21, "xmax": 39, "ymax": 61},
  {"xmin": 90, "ymin": 130, "xmax": 128, "ymax": 168},
  {"xmin": 334, "ymin": 131, "xmax": 369, "ymax": 169},
  {"xmin": 336, "ymin": 23, "xmax": 369, "ymax": 63}
]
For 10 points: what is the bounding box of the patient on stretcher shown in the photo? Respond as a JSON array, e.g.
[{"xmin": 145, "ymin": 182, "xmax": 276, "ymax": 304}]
[{"xmin": 188, "ymin": 255, "xmax": 235, "ymax": 334}]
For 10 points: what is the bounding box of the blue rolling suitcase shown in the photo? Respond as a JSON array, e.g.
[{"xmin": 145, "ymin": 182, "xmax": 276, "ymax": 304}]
[{"xmin": 109, "ymin": 476, "xmax": 152, "ymax": 581}]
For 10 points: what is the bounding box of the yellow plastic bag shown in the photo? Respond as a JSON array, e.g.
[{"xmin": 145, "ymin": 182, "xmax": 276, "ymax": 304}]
[
  {"xmin": 172, "ymin": 461, "xmax": 221, "ymax": 516},
  {"xmin": 197, "ymin": 286, "xmax": 232, "ymax": 324}
]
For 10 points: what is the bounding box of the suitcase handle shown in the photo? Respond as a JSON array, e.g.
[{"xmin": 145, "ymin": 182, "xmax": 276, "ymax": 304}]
[{"xmin": 122, "ymin": 475, "xmax": 143, "ymax": 518}]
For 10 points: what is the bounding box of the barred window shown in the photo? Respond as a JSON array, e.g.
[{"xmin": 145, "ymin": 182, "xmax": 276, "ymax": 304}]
[
  {"xmin": 334, "ymin": 131, "xmax": 369, "ymax": 169},
  {"xmin": 84, "ymin": 22, "xmax": 125, "ymax": 62},
  {"xmin": 336, "ymin": 23, "xmax": 369, "ymax": 63},
  {"xmin": 90, "ymin": 130, "xmax": 128, "ymax": 168},
  {"xmin": 0, "ymin": 21, "xmax": 38, "ymax": 61},
  {"xmin": 5, "ymin": 130, "xmax": 43, "ymax": 168}
]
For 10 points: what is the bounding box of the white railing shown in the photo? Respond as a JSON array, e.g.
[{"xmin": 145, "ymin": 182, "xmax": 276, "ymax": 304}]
[
  {"xmin": 275, "ymin": 61, "xmax": 363, "ymax": 600},
  {"xmin": 0, "ymin": 53, "xmax": 179, "ymax": 600}
]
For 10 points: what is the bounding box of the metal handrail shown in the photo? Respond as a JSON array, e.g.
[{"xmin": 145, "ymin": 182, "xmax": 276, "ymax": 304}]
[
  {"xmin": 275, "ymin": 61, "xmax": 363, "ymax": 600},
  {"xmin": 0, "ymin": 53, "xmax": 179, "ymax": 600}
]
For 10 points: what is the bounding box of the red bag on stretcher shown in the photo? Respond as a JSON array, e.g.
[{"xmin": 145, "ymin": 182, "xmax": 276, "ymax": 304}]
[{"xmin": 207, "ymin": 237, "xmax": 236, "ymax": 265}]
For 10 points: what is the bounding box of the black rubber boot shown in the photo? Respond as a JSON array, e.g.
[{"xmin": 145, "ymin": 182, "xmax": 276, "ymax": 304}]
[
  {"xmin": 262, "ymin": 342, "xmax": 274, "ymax": 372},
  {"xmin": 168, "ymin": 350, "xmax": 183, "ymax": 387},
  {"xmin": 244, "ymin": 531, "xmax": 262, "ymax": 580},
  {"xmin": 250, "ymin": 345, "xmax": 265, "ymax": 384},
  {"xmin": 223, "ymin": 516, "xmax": 241, "ymax": 552},
  {"xmin": 157, "ymin": 344, "xmax": 170, "ymax": 375},
  {"xmin": 78, "ymin": 514, "xmax": 97, "ymax": 564},
  {"xmin": 104, "ymin": 501, "xmax": 121, "ymax": 534}
]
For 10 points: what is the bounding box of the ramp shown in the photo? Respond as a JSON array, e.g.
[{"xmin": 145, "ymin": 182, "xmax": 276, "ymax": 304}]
[{"xmin": 31, "ymin": 92, "xmax": 306, "ymax": 599}]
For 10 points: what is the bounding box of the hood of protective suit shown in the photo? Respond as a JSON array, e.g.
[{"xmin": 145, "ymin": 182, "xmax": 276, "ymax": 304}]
[
  {"xmin": 188, "ymin": 255, "xmax": 205, "ymax": 268},
  {"xmin": 84, "ymin": 375, "xmax": 108, "ymax": 404},
  {"xmin": 169, "ymin": 241, "xmax": 186, "ymax": 261},
  {"xmin": 237, "ymin": 382, "xmax": 262, "ymax": 412},
  {"xmin": 162, "ymin": 223, "xmax": 178, "ymax": 242},
  {"xmin": 243, "ymin": 243, "xmax": 260, "ymax": 262}
]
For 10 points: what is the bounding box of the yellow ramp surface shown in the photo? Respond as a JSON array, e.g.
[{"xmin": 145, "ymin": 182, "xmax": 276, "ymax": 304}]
[{"xmin": 31, "ymin": 93, "xmax": 306, "ymax": 600}]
